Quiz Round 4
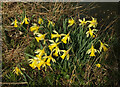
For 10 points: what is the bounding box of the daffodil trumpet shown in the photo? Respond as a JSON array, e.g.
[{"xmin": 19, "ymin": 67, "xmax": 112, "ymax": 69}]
[
  {"xmin": 86, "ymin": 44, "xmax": 98, "ymax": 57},
  {"xmin": 51, "ymin": 30, "xmax": 65, "ymax": 42},
  {"xmin": 96, "ymin": 63, "xmax": 101, "ymax": 68},
  {"xmin": 52, "ymin": 46, "xmax": 60, "ymax": 57},
  {"xmin": 60, "ymin": 47, "xmax": 72, "ymax": 60},
  {"xmin": 86, "ymin": 28, "xmax": 98, "ymax": 38},
  {"xmin": 99, "ymin": 40, "xmax": 108, "ymax": 52},
  {"xmin": 35, "ymin": 33, "xmax": 47, "ymax": 44},
  {"xmin": 68, "ymin": 17, "xmax": 75, "ymax": 27},
  {"xmin": 38, "ymin": 18, "xmax": 43, "ymax": 25},
  {"xmin": 21, "ymin": 15, "xmax": 29, "ymax": 25},
  {"xmin": 61, "ymin": 32, "xmax": 70, "ymax": 44},
  {"xmin": 30, "ymin": 23, "xmax": 40, "ymax": 32},
  {"xmin": 11, "ymin": 18, "xmax": 18, "ymax": 27}
]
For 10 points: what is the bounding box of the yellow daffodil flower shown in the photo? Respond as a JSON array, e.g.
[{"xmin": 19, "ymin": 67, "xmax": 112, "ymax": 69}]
[
  {"xmin": 37, "ymin": 58, "xmax": 45, "ymax": 70},
  {"xmin": 48, "ymin": 20, "xmax": 55, "ymax": 27},
  {"xmin": 28, "ymin": 56, "xmax": 51, "ymax": 70},
  {"xmin": 45, "ymin": 58, "xmax": 51, "ymax": 66},
  {"xmin": 21, "ymin": 15, "xmax": 29, "ymax": 25},
  {"xmin": 87, "ymin": 17, "xmax": 98, "ymax": 28},
  {"xmin": 53, "ymin": 47, "xmax": 60, "ymax": 57},
  {"xmin": 86, "ymin": 44, "xmax": 98, "ymax": 57},
  {"xmin": 28, "ymin": 58, "xmax": 40, "ymax": 69},
  {"xmin": 96, "ymin": 63, "xmax": 101, "ymax": 68},
  {"xmin": 36, "ymin": 58, "xmax": 46, "ymax": 70},
  {"xmin": 51, "ymin": 30, "xmax": 61, "ymax": 39},
  {"xmin": 43, "ymin": 53, "xmax": 56, "ymax": 63},
  {"xmin": 86, "ymin": 28, "xmax": 98, "ymax": 37},
  {"xmin": 60, "ymin": 47, "xmax": 71, "ymax": 60},
  {"xmin": 48, "ymin": 40, "xmax": 61, "ymax": 51},
  {"xmin": 68, "ymin": 18, "xmax": 75, "ymax": 27},
  {"xmin": 35, "ymin": 33, "xmax": 47, "ymax": 44},
  {"xmin": 37, "ymin": 58, "xmax": 51, "ymax": 70},
  {"xmin": 11, "ymin": 18, "xmax": 18, "ymax": 27},
  {"xmin": 61, "ymin": 32, "xmax": 70, "ymax": 44},
  {"xmin": 38, "ymin": 18, "xmax": 43, "ymax": 24},
  {"xmin": 51, "ymin": 30, "xmax": 65, "ymax": 42},
  {"xmin": 13, "ymin": 66, "xmax": 25, "ymax": 76},
  {"xmin": 79, "ymin": 18, "xmax": 87, "ymax": 27},
  {"xmin": 30, "ymin": 23, "xmax": 40, "ymax": 32},
  {"xmin": 99, "ymin": 40, "xmax": 108, "ymax": 52},
  {"xmin": 35, "ymin": 47, "xmax": 46, "ymax": 59}
]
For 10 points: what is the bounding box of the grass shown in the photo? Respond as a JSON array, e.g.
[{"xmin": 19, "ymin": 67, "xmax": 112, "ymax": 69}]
[{"xmin": 2, "ymin": 2, "xmax": 119, "ymax": 86}]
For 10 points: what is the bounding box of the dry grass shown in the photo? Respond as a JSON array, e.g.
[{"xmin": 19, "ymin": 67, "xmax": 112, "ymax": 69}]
[{"xmin": 2, "ymin": 2, "xmax": 97, "ymax": 28}]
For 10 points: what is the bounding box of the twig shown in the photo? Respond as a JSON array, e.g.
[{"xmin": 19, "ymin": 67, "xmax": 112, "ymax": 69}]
[{"xmin": 0, "ymin": 82, "xmax": 28, "ymax": 85}]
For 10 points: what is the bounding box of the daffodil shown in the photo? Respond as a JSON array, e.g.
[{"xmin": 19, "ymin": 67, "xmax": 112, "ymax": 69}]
[
  {"xmin": 13, "ymin": 66, "xmax": 25, "ymax": 76},
  {"xmin": 86, "ymin": 44, "xmax": 98, "ymax": 57},
  {"xmin": 38, "ymin": 18, "xmax": 43, "ymax": 24},
  {"xmin": 11, "ymin": 18, "xmax": 18, "ymax": 27},
  {"xmin": 61, "ymin": 32, "xmax": 70, "ymax": 44},
  {"xmin": 37, "ymin": 58, "xmax": 51, "ymax": 70},
  {"xmin": 60, "ymin": 47, "xmax": 71, "ymax": 60},
  {"xmin": 21, "ymin": 15, "xmax": 29, "ymax": 25},
  {"xmin": 28, "ymin": 56, "xmax": 51, "ymax": 70},
  {"xmin": 96, "ymin": 63, "xmax": 101, "ymax": 68},
  {"xmin": 35, "ymin": 33, "xmax": 47, "ymax": 44},
  {"xmin": 30, "ymin": 23, "xmax": 40, "ymax": 32},
  {"xmin": 37, "ymin": 58, "xmax": 46, "ymax": 70},
  {"xmin": 36, "ymin": 58, "xmax": 46, "ymax": 70},
  {"xmin": 87, "ymin": 17, "xmax": 98, "ymax": 28},
  {"xmin": 51, "ymin": 30, "xmax": 65, "ymax": 42},
  {"xmin": 51, "ymin": 30, "xmax": 61, "ymax": 39},
  {"xmin": 43, "ymin": 53, "xmax": 56, "ymax": 63},
  {"xmin": 86, "ymin": 28, "xmax": 98, "ymax": 38},
  {"xmin": 45, "ymin": 58, "xmax": 51, "ymax": 66},
  {"xmin": 35, "ymin": 47, "xmax": 46, "ymax": 59},
  {"xmin": 48, "ymin": 40, "xmax": 61, "ymax": 51},
  {"xmin": 53, "ymin": 46, "xmax": 60, "ymax": 57},
  {"xmin": 79, "ymin": 18, "xmax": 87, "ymax": 27},
  {"xmin": 99, "ymin": 40, "xmax": 108, "ymax": 52},
  {"xmin": 68, "ymin": 18, "xmax": 75, "ymax": 27},
  {"xmin": 28, "ymin": 57, "xmax": 40, "ymax": 69},
  {"xmin": 48, "ymin": 20, "xmax": 55, "ymax": 27}
]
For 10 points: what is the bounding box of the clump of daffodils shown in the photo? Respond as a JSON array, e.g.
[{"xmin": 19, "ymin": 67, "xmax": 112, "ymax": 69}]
[
  {"xmin": 11, "ymin": 14, "xmax": 108, "ymax": 72},
  {"xmin": 28, "ymin": 29, "xmax": 72, "ymax": 70},
  {"xmin": 78, "ymin": 17, "xmax": 108, "ymax": 57},
  {"xmin": 79, "ymin": 17, "xmax": 108, "ymax": 66},
  {"xmin": 11, "ymin": 15, "xmax": 29, "ymax": 28},
  {"xmin": 28, "ymin": 18, "xmax": 72, "ymax": 70}
]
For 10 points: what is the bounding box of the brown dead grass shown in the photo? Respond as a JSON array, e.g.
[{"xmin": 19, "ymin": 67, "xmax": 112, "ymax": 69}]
[{"xmin": 2, "ymin": 2, "xmax": 97, "ymax": 28}]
